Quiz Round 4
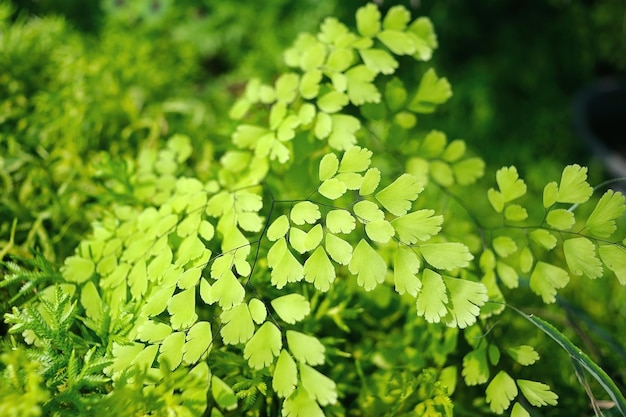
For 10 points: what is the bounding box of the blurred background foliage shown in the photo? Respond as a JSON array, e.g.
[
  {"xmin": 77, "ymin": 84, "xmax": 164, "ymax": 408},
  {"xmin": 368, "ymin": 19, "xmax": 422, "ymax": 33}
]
[{"xmin": 2, "ymin": 0, "xmax": 626, "ymax": 413}]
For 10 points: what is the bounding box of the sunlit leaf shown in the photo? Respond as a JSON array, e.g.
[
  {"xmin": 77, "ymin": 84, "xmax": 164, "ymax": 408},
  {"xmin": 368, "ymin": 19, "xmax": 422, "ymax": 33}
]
[
  {"xmin": 393, "ymin": 246, "xmax": 421, "ymax": 296},
  {"xmin": 282, "ymin": 388, "xmax": 324, "ymax": 417},
  {"xmin": 62, "ymin": 256, "xmax": 95, "ymax": 284},
  {"xmin": 319, "ymin": 178, "xmax": 348, "ymax": 199},
  {"xmin": 220, "ymin": 303, "xmax": 255, "ymax": 345},
  {"xmin": 408, "ymin": 68, "xmax": 452, "ymax": 113},
  {"xmin": 248, "ymin": 298, "xmax": 267, "ymax": 324},
  {"xmin": 375, "ymin": 174, "xmax": 423, "ymax": 216},
  {"xmin": 493, "ymin": 236, "xmax": 517, "ymax": 258},
  {"xmin": 303, "ymin": 246, "xmax": 336, "ymax": 292},
  {"xmin": 392, "ymin": 209, "xmax": 443, "ymax": 244},
  {"xmin": 462, "ymin": 347, "xmax": 489, "ymax": 386},
  {"xmin": 212, "ymin": 376, "xmax": 238, "ymax": 411},
  {"xmin": 267, "ymin": 238, "xmax": 304, "ymax": 289},
  {"xmin": 204, "ymin": 270, "xmax": 245, "ymax": 309},
  {"xmin": 159, "ymin": 331, "xmax": 186, "ymax": 370},
  {"xmin": 585, "ymin": 190, "xmax": 626, "ymax": 237},
  {"xmin": 383, "ymin": 5, "xmax": 411, "ymax": 30},
  {"xmin": 349, "ymin": 239, "xmax": 387, "ymax": 291},
  {"xmin": 168, "ymin": 288, "xmax": 198, "ymax": 330},
  {"xmin": 360, "ymin": 168, "xmax": 381, "ymax": 195},
  {"xmin": 563, "ymin": 237, "xmax": 602, "ymax": 279},
  {"xmin": 416, "ymin": 269, "xmax": 448, "ymax": 323},
  {"xmin": 272, "ymin": 294, "xmax": 311, "ymax": 324},
  {"xmin": 137, "ymin": 320, "xmax": 172, "ymax": 343},
  {"xmin": 267, "ymin": 215, "xmax": 290, "ymax": 241},
  {"xmin": 598, "ymin": 245, "xmax": 626, "ymax": 284},
  {"xmin": 346, "ymin": 65, "xmax": 380, "ymax": 105},
  {"xmin": 546, "ymin": 209, "xmax": 575, "ymax": 230},
  {"xmin": 353, "ymin": 200, "xmax": 385, "ymax": 223},
  {"xmin": 365, "ymin": 219, "xmax": 395, "ymax": 243},
  {"xmin": 486, "ymin": 371, "xmax": 518, "ymax": 414},
  {"xmin": 300, "ymin": 363, "xmax": 337, "ymax": 405},
  {"xmin": 339, "ymin": 146, "xmax": 372, "ymax": 173},
  {"xmin": 326, "ymin": 209, "xmax": 356, "ymax": 234},
  {"xmin": 377, "ymin": 30, "xmax": 415, "ymax": 55},
  {"xmin": 317, "ymin": 90, "xmax": 348, "ymax": 113},
  {"xmin": 319, "ymin": 153, "xmax": 339, "ymax": 182},
  {"xmin": 556, "ymin": 164, "xmax": 592, "ymax": 204},
  {"xmin": 291, "ymin": 201, "xmax": 321, "ymax": 225},
  {"xmin": 183, "ymin": 321, "xmax": 212, "ymax": 364},
  {"xmin": 273, "ymin": 350, "xmax": 298, "ymax": 398},
  {"xmin": 530, "ymin": 229, "xmax": 557, "ymax": 250},
  {"xmin": 360, "ymin": 48, "xmax": 398, "ymax": 75},
  {"xmin": 287, "ymin": 330, "xmax": 325, "ymax": 366},
  {"xmin": 324, "ymin": 233, "xmax": 353, "ymax": 265},
  {"xmin": 244, "ymin": 322, "xmax": 282, "ymax": 370},
  {"xmin": 506, "ymin": 345, "xmax": 539, "ymax": 366},
  {"xmin": 420, "ymin": 242, "xmax": 473, "ymax": 270},
  {"xmin": 529, "ymin": 262, "xmax": 569, "ymax": 303},
  {"xmin": 444, "ymin": 277, "xmax": 488, "ymax": 328},
  {"xmin": 356, "ymin": 3, "xmax": 381, "ymax": 37},
  {"xmin": 517, "ymin": 380, "xmax": 558, "ymax": 407}
]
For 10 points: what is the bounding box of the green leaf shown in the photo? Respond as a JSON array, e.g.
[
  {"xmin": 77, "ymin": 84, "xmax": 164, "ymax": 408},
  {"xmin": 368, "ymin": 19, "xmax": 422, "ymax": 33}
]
[
  {"xmin": 556, "ymin": 164, "xmax": 593, "ymax": 204},
  {"xmin": 303, "ymin": 246, "xmax": 336, "ymax": 292},
  {"xmin": 416, "ymin": 269, "xmax": 448, "ymax": 323},
  {"xmin": 441, "ymin": 139, "xmax": 466, "ymax": 162},
  {"xmin": 319, "ymin": 153, "xmax": 339, "ymax": 182},
  {"xmin": 273, "ymin": 350, "xmax": 298, "ymax": 398},
  {"xmin": 393, "ymin": 246, "xmax": 422, "ymax": 296},
  {"xmin": 303, "ymin": 224, "xmax": 324, "ymax": 252},
  {"xmin": 137, "ymin": 320, "xmax": 172, "ymax": 343},
  {"xmin": 420, "ymin": 242, "xmax": 473, "ymax": 270},
  {"xmin": 517, "ymin": 380, "xmax": 558, "ymax": 407},
  {"xmin": 315, "ymin": 111, "xmax": 332, "ymax": 140},
  {"xmin": 546, "ymin": 209, "xmax": 575, "ymax": 230},
  {"xmin": 168, "ymin": 288, "xmax": 198, "ymax": 330},
  {"xmin": 62, "ymin": 256, "xmax": 95, "ymax": 284},
  {"xmin": 375, "ymin": 174, "xmax": 424, "ymax": 216},
  {"xmin": 267, "ymin": 238, "xmax": 304, "ymax": 289},
  {"xmin": 81, "ymin": 281, "xmax": 103, "ymax": 321},
  {"xmin": 212, "ymin": 376, "xmax": 238, "ymax": 411},
  {"xmin": 275, "ymin": 73, "xmax": 300, "ymax": 103},
  {"xmin": 495, "ymin": 166, "xmax": 527, "ymax": 202},
  {"xmin": 529, "ymin": 262, "xmax": 569, "ymax": 303},
  {"xmin": 183, "ymin": 321, "xmax": 212, "ymax": 364},
  {"xmin": 345, "ymin": 65, "xmax": 380, "ymax": 105},
  {"xmin": 272, "ymin": 294, "xmax": 311, "ymax": 324},
  {"xmin": 359, "ymin": 168, "xmax": 381, "ymax": 196},
  {"xmin": 511, "ymin": 403, "xmax": 530, "ymax": 417},
  {"xmin": 444, "ymin": 277, "xmax": 488, "ymax": 328},
  {"xmin": 493, "ymin": 236, "xmax": 518, "ymax": 258},
  {"xmin": 377, "ymin": 30, "xmax": 416, "ymax": 55},
  {"xmin": 353, "ymin": 200, "xmax": 385, "ymax": 223},
  {"xmin": 221, "ymin": 303, "xmax": 255, "ymax": 345},
  {"xmin": 360, "ymin": 48, "xmax": 398, "ymax": 75},
  {"xmin": 244, "ymin": 322, "xmax": 282, "ymax": 370},
  {"xmin": 336, "ymin": 172, "xmax": 363, "ymax": 190},
  {"xmin": 486, "ymin": 371, "xmax": 518, "ymax": 414},
  {"xmin": 462, "ymin": 347, "xmax": 489, "ymax": 386},
  {"xmin": 282, "ymin": 388, "xmax": 324, "ymax": 417},
  {"xmin": 392, "ymin": 209, "xmax": 443, "ymax": 244},
  {"xmin": 598, "ymin": 245, "xmax": 626, "ymax": 284},
  {"xmin": 300, "ymin": 41, "xmax": 327, "ymax": 71},
  {"xmin": 319, "ymin": 178, "xmax": 348, "ymax": 199},
  {"xmin": 299, "ymin": 363, "xmax": 338, "ymax": 406},
  {"xmin": 505, "ymin": 204, "xmax": 528, "ymax": 221},
  {"xmin": 530, "ymin": 229, "xmax": 557, "ymax": 250},
  {"xmin": 408, "ymin": 68, "xmax": 452, "ymax": 113},
  {"xmin": 328, "ymin": 114, "xmax": 361, "ymax": 150},
  {"xmin": 248, "ymin": 298, "xmax": 267, "ymax": 324},
  {"xmin": 349, "ymin": 239, "xmax": 387, "ymax": 291},
  {"xmin": 563, "ymin": 237, "xmax": 602, "ymax": 279},
  {"xmin": 487, "ymin": 189, "xmax": 505, "ymax": 213},
  {"xmin": 300, "ymin": 70, "xmax": 323, "ymax": 99},
  {"xmin": 543, "ymin": 182, "xmax": 559, "ymax": 208},
  {"xmin": 407, "ymin": 17, "xmax": 438, "ymax": 60},
  {"xmin": 324, "ymin": 233, "xmax": 353, "ymax": 265},
  {"xmin": 365, "ymin": 219, "xmax": 395, "ymax": 243},
  {"xmin": 453, "ymin": 157, "xmax": 485, "ymax": 185},
  {"xmin": 326, "ymin": 209, "xmax": 356, "ymax": 234},
  {"xmin": 267, "ymin": 215, "xmax": 290, "ymax": 241},
  {"xmin": 291, "ymin": 201, "xmax": 321, "ymax": 225},
  {"xmin": 383, "ymin": 5, "xmax": 411, "ymax": 30},
  {"xmin": 489, "ymin": 345, "xmax": 501, "ymax": 366},
  {"xmin": 326, "ymin": 48, "xmax": 354, "ymax": 72},
  {"xmin": 339, "ymin": 146, "xmax": 372, "ymax": 173},
  {"xmin": 506, "ymin": 345, "xmax": 539, "ymax": 366},
  {"xmin": 519, "ymin": 247, "xmax": 534, "ymax": 274},
  {"xmin": 586, "ymin": 190, "xmax": 626, "ymax": 237},
  {"xmin": 317, "ymin": 90, "xmax": 348, "ymax": 113},
  {"xmin": 204, "ymin": 270, "xmax": 245, "ymax": 309},
  {"xmin": 287, "ymin": 330, "xmax": 325, "ymax": 366},
  {"xmin": 497, "ymin": 261, "xmax": 519, "ymax": 288},
  {"xmin": 159, "ymin": 331, "xmax": 186, "ymax": 370},
  {"xmin": 356, "ymin": 3, "xmax": 381, "ymax": 37}
]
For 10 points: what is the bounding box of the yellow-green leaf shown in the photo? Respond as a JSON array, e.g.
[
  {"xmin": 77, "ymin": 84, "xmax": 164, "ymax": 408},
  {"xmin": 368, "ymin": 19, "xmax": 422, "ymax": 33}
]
[
  {"xmin": 563, "ymin": 237, "xmax": 602, "ymax": 279},
  {"xmin": 486, "ymin": 371, "xmax": 518, "ymax": 414},
  {"xmin": 416, "ymin": 269, "xmax": 448, "ymax": 323},
  {"xmin": 349, "ymin": 239, "xmax": 387, "ymax": 291},
  {"xmin": 529, "ymin": 262, "xmax": 569, "ymax": 303}
]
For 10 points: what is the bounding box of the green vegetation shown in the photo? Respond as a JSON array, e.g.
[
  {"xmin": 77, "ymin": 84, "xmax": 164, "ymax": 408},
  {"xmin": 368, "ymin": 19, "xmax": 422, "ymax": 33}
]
[{"xmin": 1, "ymin": 1, "xmax": 625, "ymax": 416}]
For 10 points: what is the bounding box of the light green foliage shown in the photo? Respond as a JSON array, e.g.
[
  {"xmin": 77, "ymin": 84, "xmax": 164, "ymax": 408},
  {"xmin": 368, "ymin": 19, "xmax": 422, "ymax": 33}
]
[{"xmin": 2, "ymin": 2, "xmax": 625, "ymax": 417}]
